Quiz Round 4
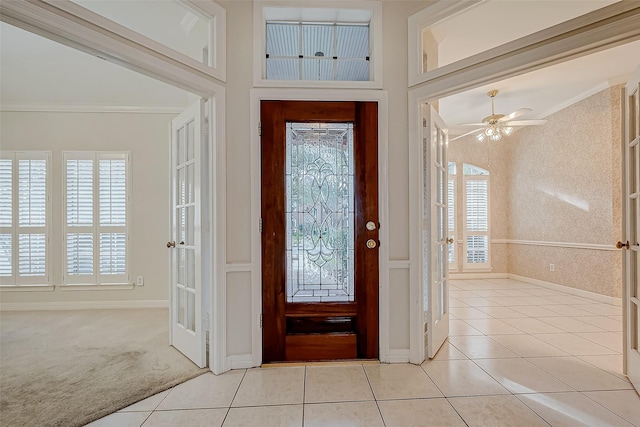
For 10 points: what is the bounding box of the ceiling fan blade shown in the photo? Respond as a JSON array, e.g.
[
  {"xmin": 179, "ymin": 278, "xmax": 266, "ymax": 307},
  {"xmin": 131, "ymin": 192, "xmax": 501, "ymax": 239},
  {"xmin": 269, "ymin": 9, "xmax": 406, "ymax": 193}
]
[
  {"xmin": 507, "ymin": 119, "xmax": 547, "ymax": 126},
  {"xmin": 450, "ymin": 127, "xmax": 483, "ymax": 141},
  {"xmin": 499, "ymin": 108, "xmax": 532, "ymax": 122}
]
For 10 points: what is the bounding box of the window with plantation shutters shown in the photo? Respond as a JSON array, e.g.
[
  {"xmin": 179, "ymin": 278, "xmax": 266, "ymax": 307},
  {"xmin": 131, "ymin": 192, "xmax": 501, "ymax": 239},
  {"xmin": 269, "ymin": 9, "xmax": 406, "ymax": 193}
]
[
  {"xmin": 462, "ymin": 163, "xmax": 490, "ymax": 270},
  {"xmin": 63, "ymin": 152, "xmax": 129, "ymax": 285},
  {"xmin": 0, "ymin": 152, "xmax": 50, "ymax": 286}
]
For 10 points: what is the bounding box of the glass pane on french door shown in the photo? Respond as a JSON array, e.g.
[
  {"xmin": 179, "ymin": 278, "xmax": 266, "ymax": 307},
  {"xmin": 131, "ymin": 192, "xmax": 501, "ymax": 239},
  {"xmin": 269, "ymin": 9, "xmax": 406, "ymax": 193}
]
[
  {"xmin": 175, "ymin": 120, "xmax": 196, "ymax": 333},
  {"xmin": 285, "ymin": 122, "xmax": 355, "ymax": 303}
]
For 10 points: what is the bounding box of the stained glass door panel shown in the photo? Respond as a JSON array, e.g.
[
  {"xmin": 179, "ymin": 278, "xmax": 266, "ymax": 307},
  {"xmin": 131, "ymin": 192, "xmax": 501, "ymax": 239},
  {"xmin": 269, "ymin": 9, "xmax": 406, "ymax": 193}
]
[{"xmin": 286, "ymin": 123, "xmax": 355, "ymax": 303}]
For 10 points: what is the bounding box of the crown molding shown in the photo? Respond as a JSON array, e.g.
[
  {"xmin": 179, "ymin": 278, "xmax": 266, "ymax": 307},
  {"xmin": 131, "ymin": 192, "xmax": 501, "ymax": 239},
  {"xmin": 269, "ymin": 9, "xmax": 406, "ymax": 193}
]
[{"xmin": 0, "ymin": 103, "xmax": 184, "ymax": 114}]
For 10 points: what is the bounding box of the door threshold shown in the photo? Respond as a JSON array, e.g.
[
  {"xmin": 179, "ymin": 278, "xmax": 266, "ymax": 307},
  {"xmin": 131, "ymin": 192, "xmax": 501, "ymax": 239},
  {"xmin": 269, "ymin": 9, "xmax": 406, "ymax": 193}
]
[{"xmin": 261, "ymin": 359, "xmax": 380, "ymax": 368}]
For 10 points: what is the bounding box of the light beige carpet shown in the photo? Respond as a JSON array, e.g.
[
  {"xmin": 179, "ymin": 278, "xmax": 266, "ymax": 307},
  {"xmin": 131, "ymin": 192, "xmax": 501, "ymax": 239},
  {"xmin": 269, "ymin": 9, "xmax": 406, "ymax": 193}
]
[{"xmin": 0, "ymin": 308, "xmax": 207, "ymax": 427}]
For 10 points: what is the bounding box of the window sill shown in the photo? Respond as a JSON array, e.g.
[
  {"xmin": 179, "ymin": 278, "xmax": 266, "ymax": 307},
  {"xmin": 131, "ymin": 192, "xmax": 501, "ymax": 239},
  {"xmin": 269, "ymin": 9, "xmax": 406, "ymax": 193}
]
[
  {"xmin": 0, "ymin": 285, "xmax": 55, "ymax": 292},
  {"xmin": 58, "ymin": 283, "xmax": 134, "ymax": 291}
]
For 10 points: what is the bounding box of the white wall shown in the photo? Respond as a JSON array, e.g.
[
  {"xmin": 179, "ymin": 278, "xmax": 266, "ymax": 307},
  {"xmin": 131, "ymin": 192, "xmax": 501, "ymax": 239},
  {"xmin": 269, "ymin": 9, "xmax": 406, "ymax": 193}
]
[
  {"xmin": 220, "ymin": 0, "xmax": 430, "ymax": 363},
  {"xmin": 0, "ymin": 111, "xmax": 174, "ymax": 306}
]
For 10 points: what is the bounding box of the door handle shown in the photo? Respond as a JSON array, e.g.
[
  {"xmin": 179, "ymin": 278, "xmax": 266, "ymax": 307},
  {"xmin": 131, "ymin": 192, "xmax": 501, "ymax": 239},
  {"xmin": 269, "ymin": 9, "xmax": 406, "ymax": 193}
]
[
  {"xmin": 616, "ymin": 240, "xmax": 630, "ymax": 250},
  {"xmin": 166, "ymin": 241, "xmax": 176, "ymax": 248},
  {"xmin": 447, "ymin": 237, "xmax": 454, "ymax": 244},
  {"xmin": 366, "ymin": 239, "xmax": 377, "ymax": 249}
]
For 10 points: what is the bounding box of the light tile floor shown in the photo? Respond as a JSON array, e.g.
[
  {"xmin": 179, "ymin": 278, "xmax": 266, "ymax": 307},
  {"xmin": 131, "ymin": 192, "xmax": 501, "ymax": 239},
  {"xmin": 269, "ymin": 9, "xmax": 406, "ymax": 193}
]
[{"xmin": 88, "ymin": 278, "xmax": 640, "ymax": 426}]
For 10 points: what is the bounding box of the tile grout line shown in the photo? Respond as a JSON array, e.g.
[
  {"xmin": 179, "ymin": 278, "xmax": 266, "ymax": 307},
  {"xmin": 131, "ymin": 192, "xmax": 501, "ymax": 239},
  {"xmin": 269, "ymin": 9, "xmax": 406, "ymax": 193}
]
[
  {"xmin": 301, "ymin": 365, "xmax": 306, "ymax": 427},
  {"xmin": 361, "ymin": 363, "xmax": 387, "ymax": 426},
  {"xmin": 219, "ymin": 369, "xmax": 248, "ymax": 426}
]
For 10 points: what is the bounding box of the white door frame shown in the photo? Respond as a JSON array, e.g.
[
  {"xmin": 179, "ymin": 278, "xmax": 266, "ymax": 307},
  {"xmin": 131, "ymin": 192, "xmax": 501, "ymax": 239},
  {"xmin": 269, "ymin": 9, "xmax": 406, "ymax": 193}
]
[{"xmin": 249, "ymin": 88, "xmax": 389, "ymax": 367}]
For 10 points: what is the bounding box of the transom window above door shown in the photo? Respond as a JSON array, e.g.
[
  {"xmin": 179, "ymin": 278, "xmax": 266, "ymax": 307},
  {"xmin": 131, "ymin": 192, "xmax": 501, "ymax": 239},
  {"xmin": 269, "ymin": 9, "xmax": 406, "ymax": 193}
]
[
  {"xmin": 266, "ymin": 22, "xmax": 370, "ymax": 81},
  {"xmin": 254, "ymin": 2, "xmax": 383, "ymax": 88}
]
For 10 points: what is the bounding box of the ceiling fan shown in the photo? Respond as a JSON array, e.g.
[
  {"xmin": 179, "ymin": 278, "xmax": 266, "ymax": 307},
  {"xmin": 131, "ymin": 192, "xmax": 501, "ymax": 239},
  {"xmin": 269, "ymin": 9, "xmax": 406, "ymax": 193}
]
[{"xmin": 450, "ymin": 89, "xmax": 547, "ymax": 142}]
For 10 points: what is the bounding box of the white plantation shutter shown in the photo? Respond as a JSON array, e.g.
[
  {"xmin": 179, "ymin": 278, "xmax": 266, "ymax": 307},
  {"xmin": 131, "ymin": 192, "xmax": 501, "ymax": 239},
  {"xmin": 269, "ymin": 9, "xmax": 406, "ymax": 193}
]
[
  {"xmin": 0, "ymin": 159, "xmax": 12, "ymax": 280},
  {"xmin": 19, "ymin": 160, "xmax": 47, "ymax": 227},
  {"xmin": 66, "ymin": 159, "xmax": 93, "ymax": 227},
  {"xmin": 0, "ymin": 234, "xmax": 11, "ymax": 278},
  {"xmin": 66, "ymin": 232, "xmax": 94, "ymax": 275},
  {"xmin": 98, "ymin": 156, "xmax": 127, "ymax": 280},
  {"xmin": 99, "ymin": 159, "xmax": 126, "ymax": 227},
  {"xmin": 18, "ymin": 233, "xmax": 46, "ymax": 276},
  {"xmin": 64, "ymin": 152, "xmax": 129, "ymax": 284},
  {"xmin": 463, "ymin": 164, "xmax": 490, "ymax": 270},
  {"xmin": 0, "ymin": 159, "xmax": 13, "ymax": 228},
  {"xmin": 465, "ymin": 180, "xmax": 488, "ymax": 233},
  {"xmin": 0, "ymin": 152, "xmax": 50, "ymax": 286}
]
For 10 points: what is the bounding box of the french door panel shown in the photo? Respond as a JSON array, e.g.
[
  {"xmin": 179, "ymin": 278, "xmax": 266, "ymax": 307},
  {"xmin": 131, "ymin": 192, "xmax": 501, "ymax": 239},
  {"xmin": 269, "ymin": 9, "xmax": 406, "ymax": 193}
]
[
  {"xmin": 423, "ymin": 104, "xmax": 450, "ymax": 360},
  {"xmin": 624, "ymin": 69, "xmax": 640, "ymax": 391},
  {"xmin": 261, "ymin": 101, "xmax": 379, "ymax": 363},
  {"xmin": 169, "ymin": 100, "xmax": 206, "ymax": 368}
]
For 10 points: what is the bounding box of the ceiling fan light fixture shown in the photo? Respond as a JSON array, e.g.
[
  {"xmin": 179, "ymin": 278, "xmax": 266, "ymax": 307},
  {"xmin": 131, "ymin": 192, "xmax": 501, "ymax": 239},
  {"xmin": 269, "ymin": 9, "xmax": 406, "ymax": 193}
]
[
  {"xmin": 476, "ymin": 133, "xmax": 486, "ymax": 142},
  {"xmin": 490, "ymin": 133, "xmax": 502, "ymax": 141},
  {"xmin": 502, "ymin": 126, "xmax": 513, "ymax": 136}
]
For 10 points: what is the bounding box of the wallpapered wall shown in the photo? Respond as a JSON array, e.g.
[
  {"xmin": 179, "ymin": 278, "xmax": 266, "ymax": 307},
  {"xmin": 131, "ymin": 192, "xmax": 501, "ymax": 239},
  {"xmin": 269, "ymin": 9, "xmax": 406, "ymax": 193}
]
[{"xmin": 449, "ymin": 86, "xmax": 623, "ymax": 298}]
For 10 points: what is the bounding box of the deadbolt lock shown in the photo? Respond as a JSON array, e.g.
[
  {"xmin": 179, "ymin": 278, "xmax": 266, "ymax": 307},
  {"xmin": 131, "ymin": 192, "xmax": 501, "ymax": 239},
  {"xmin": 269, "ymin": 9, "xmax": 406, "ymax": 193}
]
[
  {"xmin": 366, "ymin": 221, "xmax": 377, "ymax": 231},
  {"xmin": 616, "ymin": 240, "xmax": 630, "ymax": 250}
]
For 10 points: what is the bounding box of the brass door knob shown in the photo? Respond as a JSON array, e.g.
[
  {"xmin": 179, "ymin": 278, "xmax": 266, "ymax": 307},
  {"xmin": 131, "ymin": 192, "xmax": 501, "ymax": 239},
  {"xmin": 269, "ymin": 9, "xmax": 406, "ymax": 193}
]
[
  {"xmin": 447, "ymin": 237, "xmax": 454, "ymax": 244},
  {"xmin": 616, "ymin": 240, "xmax": 630, "ymax": 250},
  {"xmin": 166, "ymin": 241, "xmax": 176, "ymax": 248},
  {"xmin": 366, "ymin": 239, "xmax": 377, "ymax": 249}
]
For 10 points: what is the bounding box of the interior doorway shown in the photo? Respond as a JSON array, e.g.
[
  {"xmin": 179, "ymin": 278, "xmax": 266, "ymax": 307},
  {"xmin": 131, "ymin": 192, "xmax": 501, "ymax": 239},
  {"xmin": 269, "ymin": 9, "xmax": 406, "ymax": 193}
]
[{"xmin": 260, "ymin": 100, "xmax": 379, "ymax": 362}]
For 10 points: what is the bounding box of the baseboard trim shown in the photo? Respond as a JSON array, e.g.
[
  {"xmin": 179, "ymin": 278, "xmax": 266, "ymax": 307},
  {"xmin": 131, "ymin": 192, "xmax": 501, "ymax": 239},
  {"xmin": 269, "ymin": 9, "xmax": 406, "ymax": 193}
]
[
  {"xmin": 450, "ymin": 272, "xmax": 509, "ymax": 280},
  {"xmin": 508, "ymin": 274, "xmax": 621, "ymax": 306},
  {"xmin": 226, "ymin": 354, "xmax": 255, "ymax": 370},
  {"xmin": 384, "ymin": 349, "xmax": 410, "ymax": 363},
  {"xmin": 0, "ymin": 300, "xmax": 169, "ymax": 311}
]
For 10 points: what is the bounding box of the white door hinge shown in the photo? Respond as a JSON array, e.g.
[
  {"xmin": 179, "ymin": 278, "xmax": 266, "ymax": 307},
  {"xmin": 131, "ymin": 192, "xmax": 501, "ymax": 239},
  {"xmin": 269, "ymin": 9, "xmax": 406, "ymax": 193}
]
[
  {"xmin": 202, "ymin": 122, "xmax": 210, "ymax": 136},
  {"xmin": 260, "ymin": 314, "xmax": 263, "ymax": 328},
  {"xmin": 259, "ymin": 217, "xmax": 263, "ymax": 233},
  {"xmin": 203, "ymin": 311, "xmax": 211, "ymax": 332},
  {"xmin": 258, "ymin": 122, "xmax": 262, "ymax": 136}
]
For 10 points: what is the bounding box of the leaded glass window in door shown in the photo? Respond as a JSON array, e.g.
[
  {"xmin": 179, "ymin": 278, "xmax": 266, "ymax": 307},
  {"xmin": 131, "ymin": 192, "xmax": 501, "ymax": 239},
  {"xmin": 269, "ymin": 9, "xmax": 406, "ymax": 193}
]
[{"xmin": 285, "ymin": 122, "xmax": 354, "ymax": 303}]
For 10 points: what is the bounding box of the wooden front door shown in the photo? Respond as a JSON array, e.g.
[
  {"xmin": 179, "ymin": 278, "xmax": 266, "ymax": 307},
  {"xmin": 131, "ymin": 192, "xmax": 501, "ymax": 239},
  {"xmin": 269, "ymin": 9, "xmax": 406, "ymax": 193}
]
[{"xmin": 261, "ymin": 100, "xmax": 379, "ymax": 362}]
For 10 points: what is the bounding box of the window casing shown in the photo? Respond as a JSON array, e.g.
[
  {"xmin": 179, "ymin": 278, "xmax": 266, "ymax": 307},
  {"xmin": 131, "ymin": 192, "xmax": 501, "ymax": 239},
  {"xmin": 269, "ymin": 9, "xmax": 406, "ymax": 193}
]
[
  {"xmin": 0, "ymin": 151, "xmax": 50, "ymax": 286},
  {"xmin": 254, "ymin": 1, "xmax": 383, "ymax": 88},
  {"xmin": 63, "ymin": 152, "xmax": 130, "ymax": 285}
]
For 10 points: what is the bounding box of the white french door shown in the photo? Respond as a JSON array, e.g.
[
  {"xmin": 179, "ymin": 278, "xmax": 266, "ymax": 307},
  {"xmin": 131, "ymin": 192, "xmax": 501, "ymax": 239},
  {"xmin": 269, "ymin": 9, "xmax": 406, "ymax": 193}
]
[
  {"xmin": 623, "ymin": 67, "xmax": 640, "ymax": 391},
  {"xmin": 410, "ymin": 98, "xmax": 450, "ymax": 363},
  {"xmin": 423, "ymin": 104, "xmax": 450, "ymax": 359},
  {"xmin": 169, "ymin": 101, "xmax": 206, "ymax": 368}
]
